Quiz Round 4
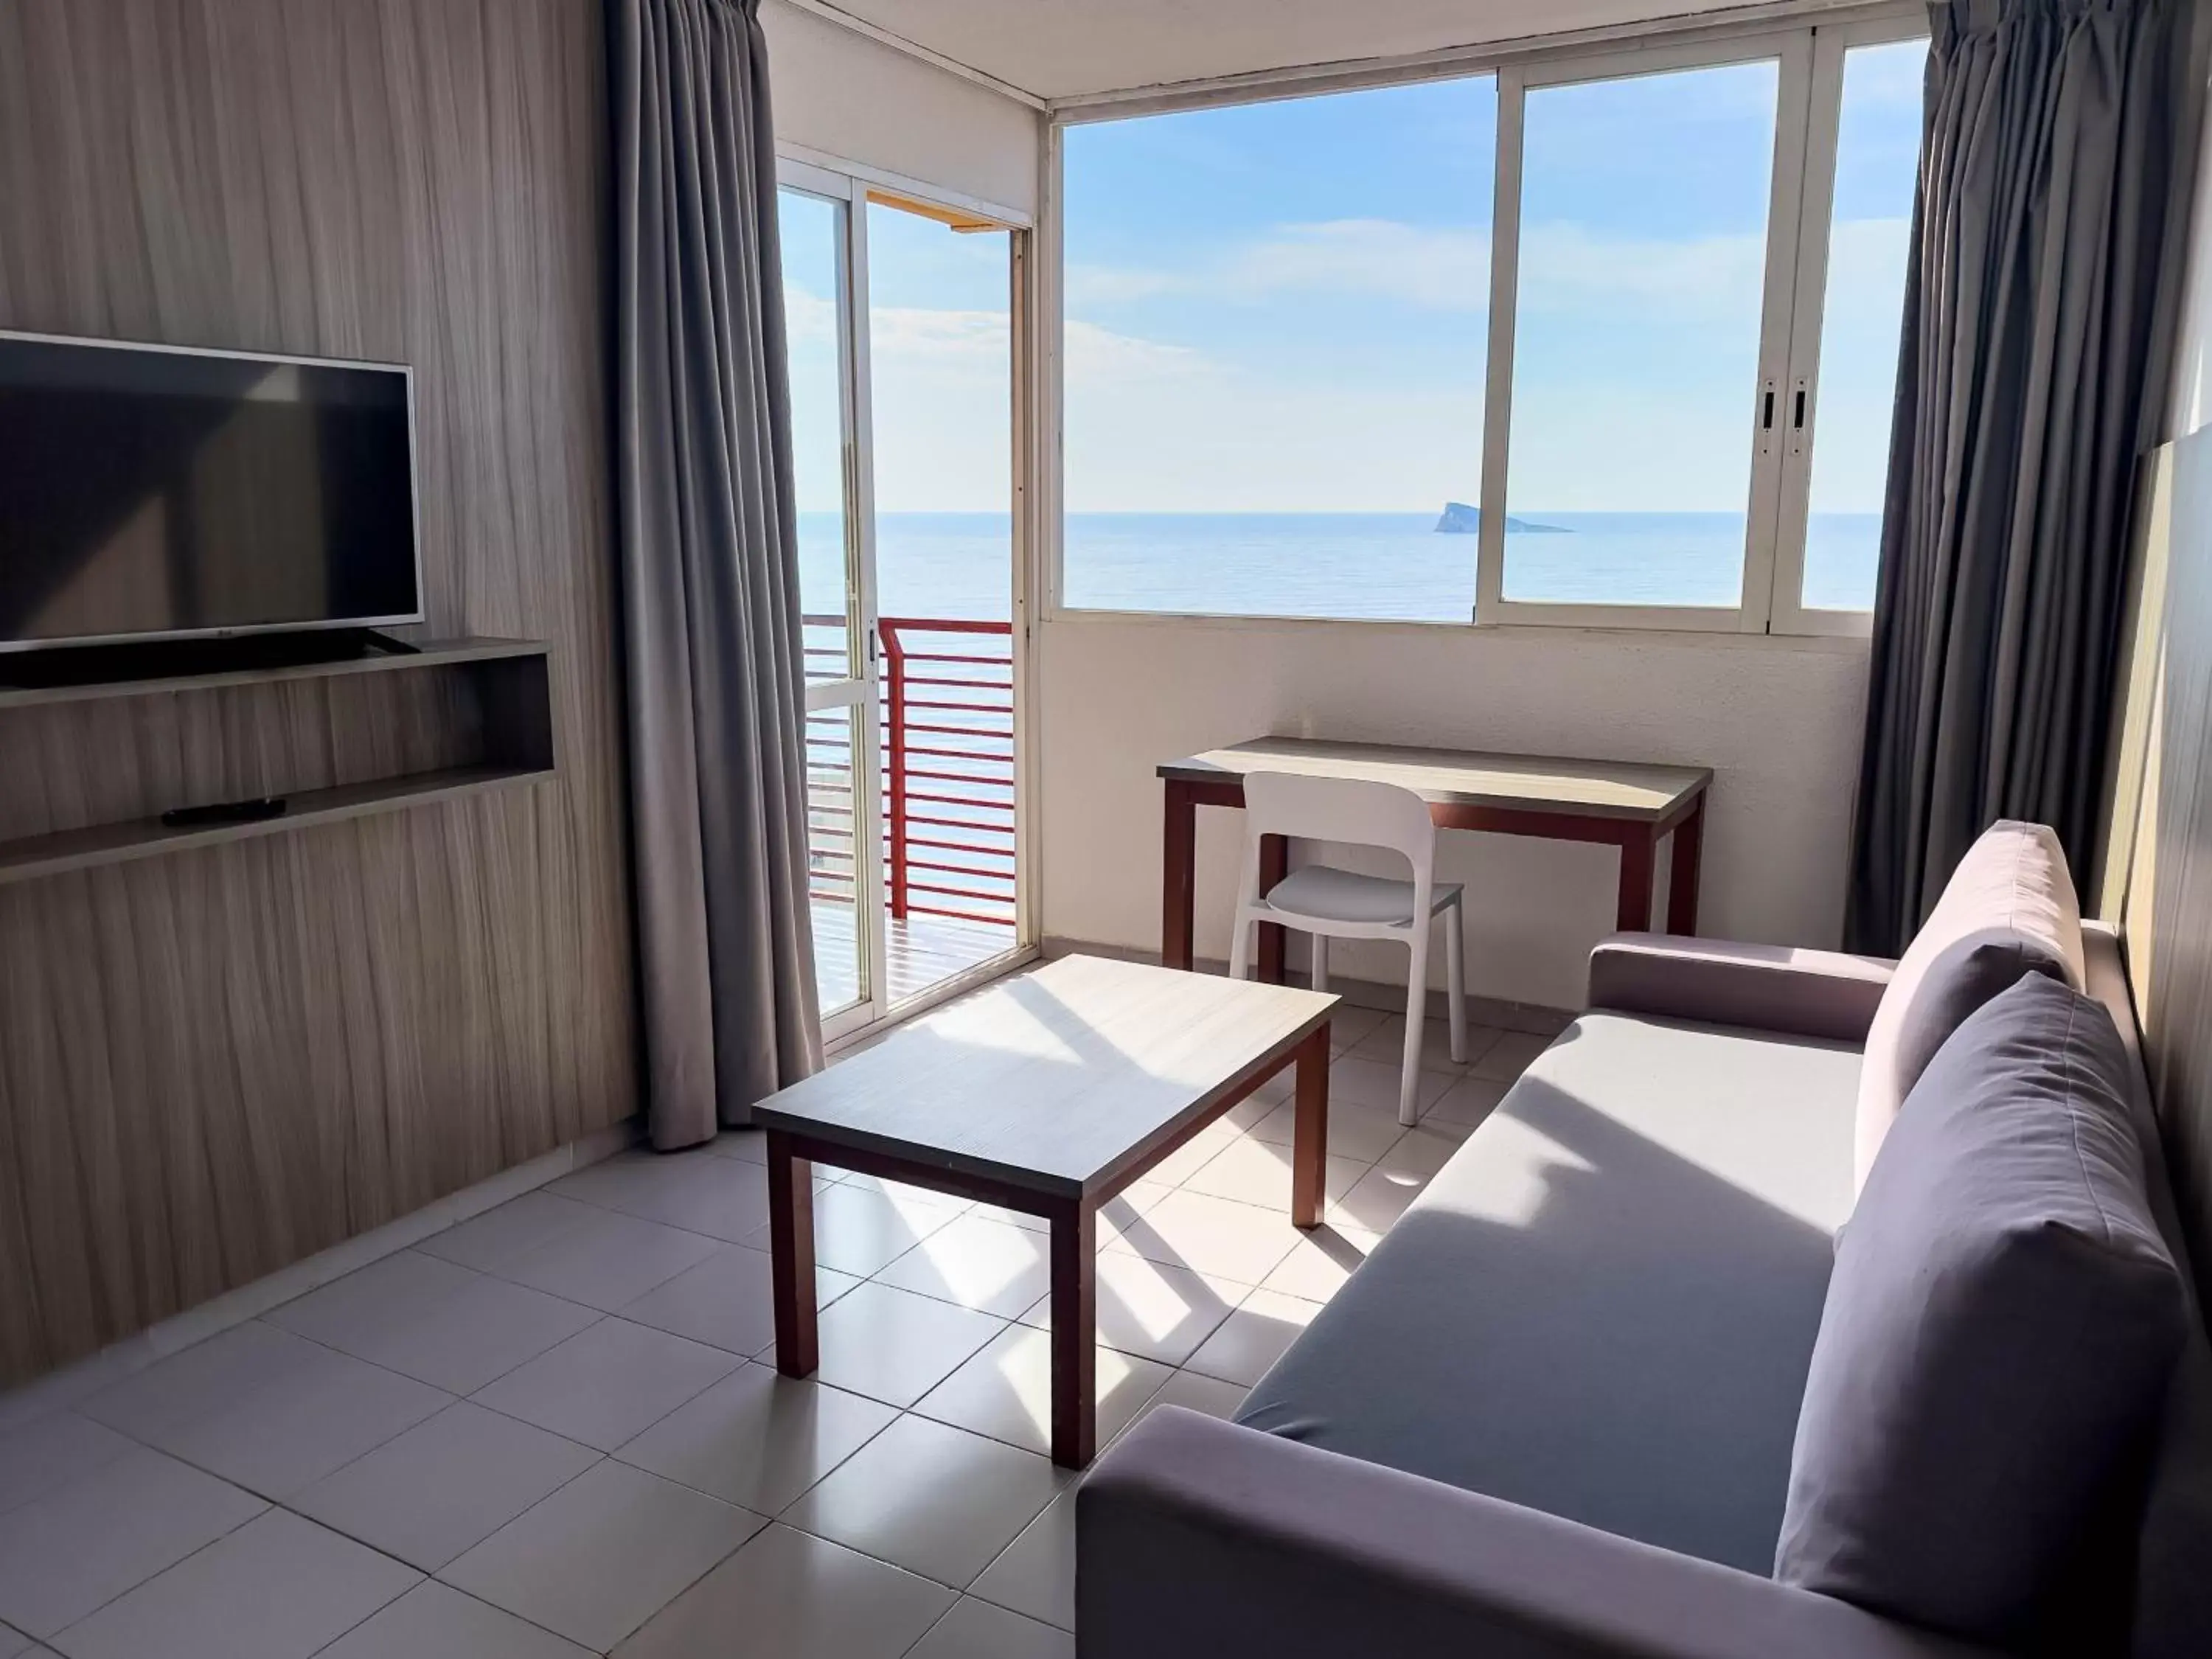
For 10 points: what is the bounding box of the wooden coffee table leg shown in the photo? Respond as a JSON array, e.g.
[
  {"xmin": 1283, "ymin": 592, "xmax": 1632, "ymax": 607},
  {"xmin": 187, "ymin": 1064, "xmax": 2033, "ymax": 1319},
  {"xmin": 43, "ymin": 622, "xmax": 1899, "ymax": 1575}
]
[
  {"xmin": 1048, "ymin": 1201, "xmax": 1097, "ymax": 1469},
  {"xmin": 767, "ymin": 1130, "xmax": 818, "ymax": 1377},
  {"xmin": 1292, "ymin": 1023, "xmax": 1330, "ymax": 1228}
]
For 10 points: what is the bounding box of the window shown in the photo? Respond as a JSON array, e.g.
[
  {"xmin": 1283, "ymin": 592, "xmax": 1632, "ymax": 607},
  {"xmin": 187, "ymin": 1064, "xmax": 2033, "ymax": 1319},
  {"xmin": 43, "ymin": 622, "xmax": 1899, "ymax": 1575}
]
[
  {"xmin": 1056, "ymin": 19, "xmax": 1928, "ymax": 634},
  {"xmin": 1786, "ymin": 35, "xmax": 1929, "ymax": 624},
  {"xmin": 1497, "ymin": 55, "xmax": 1783, "ymax": 615},
  {"xmin": 1060, "ymin": 78, "xmax": 1498, "ymax": 623}
]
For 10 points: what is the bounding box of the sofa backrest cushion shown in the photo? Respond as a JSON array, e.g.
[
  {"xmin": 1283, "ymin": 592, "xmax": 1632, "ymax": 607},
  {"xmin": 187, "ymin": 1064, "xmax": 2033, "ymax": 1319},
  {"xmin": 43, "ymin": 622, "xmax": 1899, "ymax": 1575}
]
[
  {"xmin": 1854, "ymin": 819, "xmax": 2084, "ymax": 1193},
  {"xmin": 1776, "ymin": 974, "xmax": 2185, "ymax": 1649}
]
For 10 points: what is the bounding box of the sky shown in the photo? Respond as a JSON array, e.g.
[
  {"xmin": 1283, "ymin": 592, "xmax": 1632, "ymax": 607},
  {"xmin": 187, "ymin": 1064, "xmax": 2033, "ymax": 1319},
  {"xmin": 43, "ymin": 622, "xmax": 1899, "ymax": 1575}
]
[{"xmin": 781, "ymin": 38, "xmax": 1924, "ymax": 521}]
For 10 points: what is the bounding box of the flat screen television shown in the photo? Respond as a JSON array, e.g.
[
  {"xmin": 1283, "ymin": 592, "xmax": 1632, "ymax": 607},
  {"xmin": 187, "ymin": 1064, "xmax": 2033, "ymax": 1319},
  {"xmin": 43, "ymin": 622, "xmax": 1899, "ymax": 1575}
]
[{"xmin": 0, "ymin": 331, "xmax": 421, "ymax": 653}]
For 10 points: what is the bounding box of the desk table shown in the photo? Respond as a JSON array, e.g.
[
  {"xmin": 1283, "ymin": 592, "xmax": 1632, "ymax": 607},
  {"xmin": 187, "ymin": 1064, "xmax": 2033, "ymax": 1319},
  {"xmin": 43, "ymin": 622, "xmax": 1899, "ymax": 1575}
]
[{"xmin": 1158, "ymin": 736, "xmax": 1712, "ymax": 980}]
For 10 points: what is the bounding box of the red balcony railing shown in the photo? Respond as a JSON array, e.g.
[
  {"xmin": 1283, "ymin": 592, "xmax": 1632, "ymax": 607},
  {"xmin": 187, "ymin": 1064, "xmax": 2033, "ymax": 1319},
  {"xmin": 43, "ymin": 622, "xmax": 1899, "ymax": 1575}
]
[{"xmin": 802, "ymin": 614, "xmax": 1015, "ymax": 931}]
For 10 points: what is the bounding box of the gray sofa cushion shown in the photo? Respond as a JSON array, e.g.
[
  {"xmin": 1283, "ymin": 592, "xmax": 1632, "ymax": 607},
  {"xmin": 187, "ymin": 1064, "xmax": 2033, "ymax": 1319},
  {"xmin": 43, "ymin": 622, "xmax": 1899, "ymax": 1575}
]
[
  {"xmin": 1236, "ymin": 1010, "xmax": 1860, "ymax": 1574},
  {"xmin": 1854, "ymin": 821, "xmax": 2084, "ymax": 1192},
  {"xmin": 1776, "ymin": 975, "xmax": 2186, "ymax": 1649}
]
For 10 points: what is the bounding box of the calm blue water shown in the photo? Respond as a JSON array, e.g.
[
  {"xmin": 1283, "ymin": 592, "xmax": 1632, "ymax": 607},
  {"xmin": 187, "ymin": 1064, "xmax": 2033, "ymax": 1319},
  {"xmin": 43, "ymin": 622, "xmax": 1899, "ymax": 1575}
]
[{"xmin": 799, "ymin": 511, "xmax": 1880, "ymax": 623}]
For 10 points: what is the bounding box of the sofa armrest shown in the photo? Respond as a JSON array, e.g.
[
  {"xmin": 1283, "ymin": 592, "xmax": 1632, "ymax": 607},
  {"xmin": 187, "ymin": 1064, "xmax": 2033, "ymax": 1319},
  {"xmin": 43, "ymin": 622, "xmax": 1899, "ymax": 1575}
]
[
  {"xmin": 1588, "ymin": 933, "xmax": 1896, "ymax": 1044},
  {"xmin": 1080, "ymin": 1409, "xmax": 1997, "ymax": 1659}
]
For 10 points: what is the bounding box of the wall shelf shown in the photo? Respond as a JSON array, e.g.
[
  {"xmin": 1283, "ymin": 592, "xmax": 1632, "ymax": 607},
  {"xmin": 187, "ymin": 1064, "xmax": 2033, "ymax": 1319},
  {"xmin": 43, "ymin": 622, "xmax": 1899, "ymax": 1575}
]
[
  {"xmin": 0, "ymin": 635, "xmax": 546, "ymax": 709},
  {"xmin": 0, "ymin": 763, "xmax": 552, "ymax": 886},
  {"xmin": 0, "ymin": 637, "xmax": 557, "ymax": 886}
]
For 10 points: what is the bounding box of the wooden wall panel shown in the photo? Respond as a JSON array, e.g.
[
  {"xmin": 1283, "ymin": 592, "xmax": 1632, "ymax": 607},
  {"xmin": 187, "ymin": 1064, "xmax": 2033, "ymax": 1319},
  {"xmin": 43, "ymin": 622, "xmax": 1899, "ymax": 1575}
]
[
  {"xmin": 2128, "ymin": 427, "xmax": 2212, "ymax": 1301},
  {"xmin": 0, "ymin": 0, "xmax": 636, "ymax": 1384}
]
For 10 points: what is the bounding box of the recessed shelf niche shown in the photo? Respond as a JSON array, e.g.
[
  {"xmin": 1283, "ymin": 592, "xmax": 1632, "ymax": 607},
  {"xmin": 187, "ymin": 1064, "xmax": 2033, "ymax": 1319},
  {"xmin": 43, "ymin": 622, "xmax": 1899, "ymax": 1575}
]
[{"xmin": 0, "ymin": 637, "xmax": 554, "ymax": 885}]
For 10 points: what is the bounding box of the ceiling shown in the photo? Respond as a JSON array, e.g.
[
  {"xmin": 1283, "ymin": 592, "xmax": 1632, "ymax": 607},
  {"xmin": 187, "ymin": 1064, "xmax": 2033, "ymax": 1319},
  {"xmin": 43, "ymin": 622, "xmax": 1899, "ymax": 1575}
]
[{"xmin": 826, "ymin": 0, "xmax": 1773, "ymax": 102}]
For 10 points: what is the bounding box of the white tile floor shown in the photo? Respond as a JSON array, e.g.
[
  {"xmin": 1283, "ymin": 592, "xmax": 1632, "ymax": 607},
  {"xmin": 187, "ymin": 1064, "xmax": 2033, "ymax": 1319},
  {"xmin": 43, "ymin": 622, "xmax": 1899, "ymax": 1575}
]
[{"xmin": 0, "ymin": 987, "xmax": 1554, "ymax": 1658}]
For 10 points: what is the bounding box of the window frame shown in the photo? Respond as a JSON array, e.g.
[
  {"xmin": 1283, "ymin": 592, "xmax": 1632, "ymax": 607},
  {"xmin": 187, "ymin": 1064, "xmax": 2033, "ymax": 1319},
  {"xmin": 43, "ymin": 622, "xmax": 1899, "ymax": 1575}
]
[
  {"xmin": 1765, "ymin": 15, "xmax": 1933, "ymax": 639},
  {"xmin": 1476, "ymin": 30, "xmax": 1816, "ymax": 634},
  {"xmin": 1044, "ymin": 1, "xmax": 1927, "ymax": 639}
]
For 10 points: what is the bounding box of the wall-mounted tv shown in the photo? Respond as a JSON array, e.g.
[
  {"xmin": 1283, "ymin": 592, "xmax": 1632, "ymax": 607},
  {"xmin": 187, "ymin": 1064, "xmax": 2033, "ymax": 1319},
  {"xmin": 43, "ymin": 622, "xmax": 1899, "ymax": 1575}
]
[{"xmin": 0, "ymin": 331, "xmax": 421, "ymax": 653}]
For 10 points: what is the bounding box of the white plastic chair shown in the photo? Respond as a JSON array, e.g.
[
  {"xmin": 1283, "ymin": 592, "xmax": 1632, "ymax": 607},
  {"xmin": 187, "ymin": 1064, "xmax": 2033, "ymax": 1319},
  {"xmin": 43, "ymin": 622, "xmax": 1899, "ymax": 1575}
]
[{"xmin": 1227, "ymin": 771, "xmax": 1467, "ymax": 1125}]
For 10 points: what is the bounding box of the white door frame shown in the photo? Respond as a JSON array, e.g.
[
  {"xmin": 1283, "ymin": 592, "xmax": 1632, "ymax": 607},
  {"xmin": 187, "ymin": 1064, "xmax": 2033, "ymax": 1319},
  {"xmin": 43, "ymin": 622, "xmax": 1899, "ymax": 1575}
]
[
  {"xmin": 782, "ymin": 160, "xmax": 889, "ymax": 1043},
  {"xmin": 778, "ymin": 153, "xmax": 1040, "ymax": 1048}
]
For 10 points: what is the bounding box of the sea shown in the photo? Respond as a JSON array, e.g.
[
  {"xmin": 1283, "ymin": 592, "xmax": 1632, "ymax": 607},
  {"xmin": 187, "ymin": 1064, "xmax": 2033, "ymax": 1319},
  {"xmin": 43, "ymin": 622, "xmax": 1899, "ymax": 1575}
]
[{"xmin": 800, "ymin": 511, "xmax": 1882, "ymax": 624}]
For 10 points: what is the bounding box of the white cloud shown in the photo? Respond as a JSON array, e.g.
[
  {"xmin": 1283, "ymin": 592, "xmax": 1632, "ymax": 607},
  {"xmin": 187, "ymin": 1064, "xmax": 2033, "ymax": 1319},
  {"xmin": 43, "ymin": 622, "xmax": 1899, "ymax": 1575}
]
[
  {"xmin": 1219, "ymin": 219, "xmax": 1491, "ymax": 310},
  {"xmin": 785, "ymin": 283, "xmax": 836, "ymax": 344},
  {"xmin": 1065, "ymin": 265, "xmax": 1181, "ymax": 307},
  {"xmin": 870, "ymin": 305, "xmax": 1009, "ymax": 381},
  {"xmin": 1069, "ymin": 216, "xmax": 1768, "ymax": 323},
  {"xmin": 1068, "ymin": 220, "xmax": 1489, "ymax": 313},
  {"xmin": 869, "ymin": 307, "xmax": 1014, "ymax": 513},
  {"xmin": 1516, "ymin": 222, "xmax": 1766, "ymax": 322},
  {"xmin": 1064, "ymin": 371, "xmax": 1486, "ymax": 513},
  {"xmin": 1063, "ymin": 319, "xmax": 1208, "ymax": 385}
]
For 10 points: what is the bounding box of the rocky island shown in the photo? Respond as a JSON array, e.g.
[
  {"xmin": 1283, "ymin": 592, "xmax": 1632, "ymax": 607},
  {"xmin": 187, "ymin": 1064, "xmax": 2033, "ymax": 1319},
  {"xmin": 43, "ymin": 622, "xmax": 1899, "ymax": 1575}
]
[{"xmin": 1436, "ymin": 501, "xmax": 1571, "ymax": 535}]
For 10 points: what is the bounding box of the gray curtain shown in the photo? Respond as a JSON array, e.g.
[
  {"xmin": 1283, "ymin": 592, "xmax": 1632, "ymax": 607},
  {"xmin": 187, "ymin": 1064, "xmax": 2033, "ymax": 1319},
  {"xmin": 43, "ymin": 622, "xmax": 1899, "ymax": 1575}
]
[
  {"xmin": 610, "ymin": 0, "xmax": 823, "ymax": 1150},
  {"xmin": 1844, "ymin": 0, "xmax": 2197, "ymax": 954}
]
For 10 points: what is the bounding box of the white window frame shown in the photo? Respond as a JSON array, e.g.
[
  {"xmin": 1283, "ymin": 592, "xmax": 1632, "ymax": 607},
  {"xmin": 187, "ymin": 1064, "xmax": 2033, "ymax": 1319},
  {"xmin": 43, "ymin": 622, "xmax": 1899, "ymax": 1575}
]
[
  {"xmin": 1478, "ymin": 31, "xmax": 1815, "ymax": 633},
  {"xmin": 1765, "ymin": 14, "xmax": 1932, "ymax": 639},
  {"xmin": 1046, "ymin": 2, "xmax": 1927, "ymax": 639}
]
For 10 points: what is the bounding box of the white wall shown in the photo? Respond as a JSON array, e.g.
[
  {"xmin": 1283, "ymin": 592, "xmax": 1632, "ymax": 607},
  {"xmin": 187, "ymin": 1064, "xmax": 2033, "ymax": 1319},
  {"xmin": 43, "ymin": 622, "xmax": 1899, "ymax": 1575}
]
[
  {"xmin": 761, "ymin": 0, "xmax": 1039, "ymax": 217},
  {"xmin": 1037, "ymin": 614, "xmax": 1870, "ymax": 1010}
]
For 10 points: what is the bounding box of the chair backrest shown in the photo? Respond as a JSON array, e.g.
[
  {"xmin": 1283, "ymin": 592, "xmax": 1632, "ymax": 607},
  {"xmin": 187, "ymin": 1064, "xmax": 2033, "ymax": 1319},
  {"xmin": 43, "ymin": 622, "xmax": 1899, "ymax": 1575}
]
[{"xmin": 1241, "ymin": 769, "xmax": 1438, "ymax": 881}]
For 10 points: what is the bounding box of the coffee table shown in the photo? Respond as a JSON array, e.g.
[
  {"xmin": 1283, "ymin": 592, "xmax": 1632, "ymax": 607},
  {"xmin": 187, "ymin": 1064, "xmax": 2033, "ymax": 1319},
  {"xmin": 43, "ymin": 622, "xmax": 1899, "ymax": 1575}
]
[{"xmin": 753, "ymin": 954, "xmax": 1337, "ymax": 1467}]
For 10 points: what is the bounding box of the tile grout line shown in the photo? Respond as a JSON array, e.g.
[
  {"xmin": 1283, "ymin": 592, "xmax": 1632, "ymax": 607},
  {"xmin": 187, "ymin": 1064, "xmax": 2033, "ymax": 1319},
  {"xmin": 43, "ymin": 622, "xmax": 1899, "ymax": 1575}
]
[
  {"xmin": 897, "ymin": 1594, "xmax": 965, "ymax": 1658},
  {"xmin": 35, "ymin": 1491, "xmax": 274, "ymax": 1651},
  {"xmin": 9, "ymin": 1023, "xmax": 1535, "ymax": 1655}
]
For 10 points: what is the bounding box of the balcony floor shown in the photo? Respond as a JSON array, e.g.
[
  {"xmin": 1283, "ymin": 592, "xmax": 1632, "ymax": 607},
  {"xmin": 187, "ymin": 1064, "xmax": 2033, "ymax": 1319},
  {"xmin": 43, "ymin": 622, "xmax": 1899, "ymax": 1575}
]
[{"xmin": 812, "ymin": 900, "xmax": 1018, "ymax": 1012}]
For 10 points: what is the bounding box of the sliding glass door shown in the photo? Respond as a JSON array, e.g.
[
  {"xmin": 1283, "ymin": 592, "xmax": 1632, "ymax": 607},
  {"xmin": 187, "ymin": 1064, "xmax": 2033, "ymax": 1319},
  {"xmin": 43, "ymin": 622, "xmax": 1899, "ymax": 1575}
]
[
  {"xmin": 780, "ymin": 167, "xmax": 884, "ymax": 1040},
  {"xmin": 778, "ymin": 159, "xmax": 1028, "ymax": 1042}
]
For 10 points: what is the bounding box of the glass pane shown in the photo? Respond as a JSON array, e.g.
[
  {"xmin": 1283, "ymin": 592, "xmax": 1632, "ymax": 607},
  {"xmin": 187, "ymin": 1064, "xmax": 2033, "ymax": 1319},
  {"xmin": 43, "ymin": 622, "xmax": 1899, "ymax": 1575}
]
[
  {"xmin": 865, "ymin": 199, "xmax": 1018, "ymax": 1002},
  {"xmin": 805, "ymin": 704, "xmax": 865, "ymax": 1015},
  {"xmin": 778, "ymin": 187, "xmax": 855, "ymax": 682},
  {"xmin": 1802, "ymin": 38, "xmax": 1926, "ymax": 612},
  {"xmin": 1061, "ymin": 77, "xmax": 1497, "ymax": 622},
  {"xmin": 1503, "ymin": 59, "xmax": 1779, "ymax": 608}
]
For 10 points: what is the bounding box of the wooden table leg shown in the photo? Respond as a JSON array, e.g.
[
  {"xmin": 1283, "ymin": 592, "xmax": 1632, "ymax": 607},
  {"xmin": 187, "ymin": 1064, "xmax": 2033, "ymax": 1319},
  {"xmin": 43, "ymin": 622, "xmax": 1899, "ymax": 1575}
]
[
  {"xmin": 1048, "ymin": 1203, "xmax": 1097, "ymax": 1469},
  {"xmin": 1257, "ymin": 831, "xmax": 1289, "ymax": 985},
  {"xmin": 767, "ymin": 1130, "xmax": 818, "ymax": 1377},
  {"xmin": 1291, "ymin": 1023, "xmax": 1331, "ymax": 1228},
  {"xmin": 1666, "ymin": 796, "xmax": 1705, "ymax": 936},
  {"xmin": 1162, "ymin": 781, "xmax": 1197, "ymax": 972},
  {"xmin": 1616, "ymin": 833, "xmax": 1656, "ymax": 933}
]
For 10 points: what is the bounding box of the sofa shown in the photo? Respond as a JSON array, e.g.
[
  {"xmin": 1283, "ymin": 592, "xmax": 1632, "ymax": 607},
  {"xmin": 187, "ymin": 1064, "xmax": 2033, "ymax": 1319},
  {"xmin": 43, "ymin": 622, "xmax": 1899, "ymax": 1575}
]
[{"xmin": 1079, "ymin": 828, "xmax": 2212, "ymax": 1658}]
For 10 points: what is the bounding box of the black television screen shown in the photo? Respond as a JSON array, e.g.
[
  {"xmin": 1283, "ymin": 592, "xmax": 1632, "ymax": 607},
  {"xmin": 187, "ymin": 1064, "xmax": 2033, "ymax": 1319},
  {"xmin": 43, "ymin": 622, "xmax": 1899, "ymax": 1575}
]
[{"xmin": 0, "ymin": 333, "xmax": 420, "ymax": 651}]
